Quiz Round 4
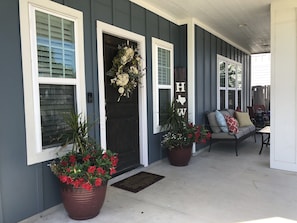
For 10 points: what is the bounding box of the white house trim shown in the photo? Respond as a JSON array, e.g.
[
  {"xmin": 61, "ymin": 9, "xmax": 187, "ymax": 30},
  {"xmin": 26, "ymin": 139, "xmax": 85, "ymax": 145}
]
[
  {"xmin": 130, "ymin": 0, "xmax": 250, "ymax": 54},
  {"xmin": 270, "ymin": 1, "xmax": 297, "ymax": 172},
  {"xmin": 187, "ymin": 18, "xmax": 196, "ymax": 153},
  {"xmin": 96, "ymin": 21, "xmax": 148, "ymax": 167}
]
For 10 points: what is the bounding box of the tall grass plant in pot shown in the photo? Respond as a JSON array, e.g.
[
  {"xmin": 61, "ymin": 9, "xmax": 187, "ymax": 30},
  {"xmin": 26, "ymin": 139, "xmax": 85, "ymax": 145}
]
[
  {"xmin": 161, "ymin": 102, "xmax": 211, "ymax": 166},
  {"xmin": 50, "ymin": 112, "xmax": 118, "ymax": 220}
]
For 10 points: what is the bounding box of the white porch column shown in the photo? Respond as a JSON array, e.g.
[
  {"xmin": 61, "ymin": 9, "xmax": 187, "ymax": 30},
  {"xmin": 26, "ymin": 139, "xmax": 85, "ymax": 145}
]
[
  {"xmin": 270, "ymin": 0, "xmax": 297, "ymax": 171},
  {"xmin": 187, "ymin": 18, "xmax": 196, "ymax": 153}
]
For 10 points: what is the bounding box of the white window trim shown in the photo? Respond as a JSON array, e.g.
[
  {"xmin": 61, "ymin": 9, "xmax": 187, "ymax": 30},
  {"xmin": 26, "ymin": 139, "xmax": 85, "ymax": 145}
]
[
  {"xmin": 152, "ymin": 37, "xmax": 174, "ymax": 134},
  {"xmin": 19, "ymin": 0, "xmax": 87, "ymax": 165},
  {"xmin": 217, "ymin": 55, "xmax": 242, "ymax": 110}
]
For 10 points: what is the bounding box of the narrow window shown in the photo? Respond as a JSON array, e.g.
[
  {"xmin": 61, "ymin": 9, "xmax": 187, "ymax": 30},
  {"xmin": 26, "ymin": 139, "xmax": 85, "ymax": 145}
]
[{"xmin": 152, "ymin": 38, "xmax": 174, "ymax": 134}]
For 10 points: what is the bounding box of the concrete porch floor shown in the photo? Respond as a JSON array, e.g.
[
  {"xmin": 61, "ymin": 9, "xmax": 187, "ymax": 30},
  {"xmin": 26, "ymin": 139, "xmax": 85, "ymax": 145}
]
[{"xmin": 23, "ymin": 135, "xmax": 297, "ymax": 223}]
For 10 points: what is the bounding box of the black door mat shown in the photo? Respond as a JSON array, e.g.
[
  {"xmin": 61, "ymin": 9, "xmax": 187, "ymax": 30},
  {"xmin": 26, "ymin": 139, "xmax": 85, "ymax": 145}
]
[{"xmin": 111, "ymin": 171, "xmax": 165, "ymax": 193}]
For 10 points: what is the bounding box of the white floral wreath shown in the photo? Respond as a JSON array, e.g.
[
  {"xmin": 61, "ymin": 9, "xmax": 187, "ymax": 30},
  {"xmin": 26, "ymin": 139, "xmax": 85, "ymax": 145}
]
[{"xmin": 107, "ymin": 43, "xmax": 144, "ymax": 102}]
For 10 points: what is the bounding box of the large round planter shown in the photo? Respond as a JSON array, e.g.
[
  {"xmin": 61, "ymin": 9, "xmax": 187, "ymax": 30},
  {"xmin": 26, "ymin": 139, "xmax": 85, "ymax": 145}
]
[
  {"xmin": 167, "ymin": 145, "xmax": 193, "ymax": 166},
  {"xmin": 60, "ymin": 183, "xmax": 107, "ymax": 220}
]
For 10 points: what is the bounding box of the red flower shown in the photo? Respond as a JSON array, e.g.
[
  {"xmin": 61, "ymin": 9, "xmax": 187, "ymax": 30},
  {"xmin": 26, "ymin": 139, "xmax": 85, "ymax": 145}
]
[
  {"xmin": 83, "ymin": 154, "xmax": 91, "ymax": 162},
  {"xmin": 66, "ymin": 176, "xmax": 73, "ymax": 184},
  {"xmin": 207, "ymin": 132, "xmax": 211, "ymax": 139},
  {"xmin": 61, "ymin": 160, "xmax": 68, "ymax": 167},
  {"xmin": 87, "ymin": 166, "xmax": 96, "ymax": 174},
  {"xmin": 111, "ymin": 155, "xmax": 119, "ymax": 167},
  {"xmin": 97, "ymin": 167, "xmax": 105, "ymax": 175},
  {"xmin": 102, "ymin": 153, "xmax": 109, "ymax": 159},
  {"xmin": 69, "ymin": 155, "xmax": 76, "ymax": 164},
  {"xmin": 110, "ymin": 167, "xmax": 116, "ymax": 175},
  {"xmin": 188, "ymin": 133, "xmax": 193, "ymax": 139},
  {"xmin": 59, "ymin": 175, "xmax": 68, "ymax": 183},
  {"xmin": 50, "ymin": 146, "xmax": 119, "ymax": 191},
  {"xmin": 72, "ymin": 179, "xmax": 82, "ymax": 188},
  {"xmin": 82, "ymin": 182, "xmax": 92, "ymax": 191},
  {"xmin": 95, "ymin": 178, "xmax": 102, "ymax": 187},
  {"xmin": 195, "ymin": 131, "xmax": 201, "ymax": 138}
]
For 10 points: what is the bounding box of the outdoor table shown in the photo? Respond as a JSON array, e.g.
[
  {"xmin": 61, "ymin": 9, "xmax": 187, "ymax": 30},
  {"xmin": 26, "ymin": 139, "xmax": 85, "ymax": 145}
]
[{"xmin": 258, "ymin": 126, "xmax": 270, "ymax": 154}]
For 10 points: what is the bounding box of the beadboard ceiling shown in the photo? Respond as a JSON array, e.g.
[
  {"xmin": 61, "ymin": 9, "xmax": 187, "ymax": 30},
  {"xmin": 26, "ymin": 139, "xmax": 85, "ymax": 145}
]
[{"xmin": 131, "ymin": 0, "xmax": 279, "ymax": 54}]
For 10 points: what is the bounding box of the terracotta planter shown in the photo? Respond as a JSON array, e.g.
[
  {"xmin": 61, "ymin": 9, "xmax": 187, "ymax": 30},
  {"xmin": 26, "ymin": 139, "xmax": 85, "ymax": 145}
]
[
  {"xmin": 60, "ymin": 183, "xmax": 107, "ymax": 220},
  {"xmin": 167, "ymin": 145, "xmax": 193, "ymax": 166}
]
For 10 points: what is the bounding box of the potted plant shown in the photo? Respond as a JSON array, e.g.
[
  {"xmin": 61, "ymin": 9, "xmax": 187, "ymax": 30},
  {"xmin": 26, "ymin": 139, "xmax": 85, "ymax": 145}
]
[
  {"xmin": 50, "ymin": 112, "xmax": 118, "ymax": 220},
  {"xmin": 161, "ymin": 101, "xmax": 211, "ymax": 166}
]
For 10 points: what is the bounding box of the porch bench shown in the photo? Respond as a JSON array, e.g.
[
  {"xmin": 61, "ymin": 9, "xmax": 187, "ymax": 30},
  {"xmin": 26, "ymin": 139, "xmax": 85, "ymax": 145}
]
[{"xmin": 205, "ymin": 109, "xmax": 256, "ymax": 156}]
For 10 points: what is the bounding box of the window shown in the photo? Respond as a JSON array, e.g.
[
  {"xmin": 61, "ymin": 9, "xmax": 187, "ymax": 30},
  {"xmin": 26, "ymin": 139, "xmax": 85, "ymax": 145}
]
[
  {"xmin": 152, "ymin": 38, "xmax": 174, "ymax": 134},
  {"xmin": 19, "ymin": 0, "xmax": 86, "ymax": 165},
  {"xmin": 217, "ymin": 55, "xmax": 242, "ymax": 110}
]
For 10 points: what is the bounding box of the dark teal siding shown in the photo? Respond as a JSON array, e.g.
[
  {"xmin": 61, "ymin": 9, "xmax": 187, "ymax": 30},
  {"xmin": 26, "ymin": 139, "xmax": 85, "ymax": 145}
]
[
  {"xmin": 194, "ymin": 25, "xmax": 251, "ymax": 146},
  {"xmin": 0, "ymin": 0, "xmax": 251, "ymax": 222}
]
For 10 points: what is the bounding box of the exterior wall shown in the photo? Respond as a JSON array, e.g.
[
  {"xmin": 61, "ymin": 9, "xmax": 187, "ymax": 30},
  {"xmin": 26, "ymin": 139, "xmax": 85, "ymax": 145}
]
[
  {"xmin": 0, "ymin": 1, "xmax": 61, "ymax": 223},
  {"xmin": 194, "ymin": 25, "xmax": 251, "ymax": 134},
  {"xmin": 270, "ymin": 0, "xmax": 297, "ymax": 171},
  {"xmin": 0, "ymin": 0, "xmax": 185, "ymax": 222},
  {"xmin": 0, "ymin": 0, "xmax": 251, "ymax": 222}
]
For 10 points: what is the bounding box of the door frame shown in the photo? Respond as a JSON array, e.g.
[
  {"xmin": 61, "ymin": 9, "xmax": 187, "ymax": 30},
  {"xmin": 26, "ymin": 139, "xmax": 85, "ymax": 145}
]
[{"xmin": 96, "ymin": 21, "xmax": 148, "ymax": 167}]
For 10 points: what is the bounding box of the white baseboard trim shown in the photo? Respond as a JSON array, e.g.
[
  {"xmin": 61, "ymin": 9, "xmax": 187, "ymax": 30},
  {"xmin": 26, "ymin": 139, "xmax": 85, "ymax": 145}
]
[{"xmin": 192, "ymin": 145, "xmax": 209, "ymax": 156}]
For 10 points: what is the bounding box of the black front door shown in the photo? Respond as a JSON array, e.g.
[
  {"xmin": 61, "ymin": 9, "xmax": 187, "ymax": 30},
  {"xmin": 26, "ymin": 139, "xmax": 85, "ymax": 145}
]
[{"xmin": 103, "ymin": 34, "xmax": 140, "ymax": 174}]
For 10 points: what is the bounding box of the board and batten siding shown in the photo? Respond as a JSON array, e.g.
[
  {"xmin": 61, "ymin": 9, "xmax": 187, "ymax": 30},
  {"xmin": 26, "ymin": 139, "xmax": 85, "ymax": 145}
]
[
  {"xmin": 0, "ymin": 0, "xmax": 252, "ymax": 222},
  {"xmin": 194, "ymin": 25, "xmax": 251, "ymax": 134},
  {"xmin": 0, "ymin": 0, "xmax": 185, "ymax": 222}
]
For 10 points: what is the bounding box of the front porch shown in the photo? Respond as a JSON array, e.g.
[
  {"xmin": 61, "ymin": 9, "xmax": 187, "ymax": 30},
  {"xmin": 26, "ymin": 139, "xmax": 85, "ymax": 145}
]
[{"xmin": 23, "ymin": 135, "xmax": 297, "ymax": 223}]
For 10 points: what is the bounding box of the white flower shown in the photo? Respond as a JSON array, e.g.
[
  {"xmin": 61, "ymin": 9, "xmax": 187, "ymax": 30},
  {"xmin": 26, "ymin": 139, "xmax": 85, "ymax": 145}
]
[
  {"xmin": 116, "ymin": 73, "xmax": 129, "ymax": 86},
  {"xmin": 129, "ymin": 66, "xmax": 138, "ymax": 75},
  {"xmin": 121, "ymin": 56, "xmax": 128, "ymax": 65},
  {"xmin": 125, "ymin": 48, "xmax": 134, "ymax": 59},
  {"xmin": 110, "ymin": 77, "xmax": 117, "ymax": 84},
  {"xmin": 118, "ymin": 87, "xmax": 125, "ymax": 94},
  {"xmin": 121, "ymin": 47, "xmax": 134, "ymax": 63}
]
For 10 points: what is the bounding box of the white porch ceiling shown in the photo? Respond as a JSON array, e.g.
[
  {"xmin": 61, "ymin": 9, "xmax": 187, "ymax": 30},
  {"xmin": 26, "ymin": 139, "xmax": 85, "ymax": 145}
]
[{"xmin": 131, "ymin": 0, "xmax": 280, "ymax": 54}]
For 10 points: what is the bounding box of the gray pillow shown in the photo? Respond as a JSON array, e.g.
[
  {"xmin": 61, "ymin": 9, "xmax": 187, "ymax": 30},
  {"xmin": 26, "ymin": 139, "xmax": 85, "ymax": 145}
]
[
  {"xmin": 220, "ymin": 110, "xmax": 231, "ymax": 117},
  {"xmin": 227, "ymin": 109, "xmax": 235, "ymax": 117}
]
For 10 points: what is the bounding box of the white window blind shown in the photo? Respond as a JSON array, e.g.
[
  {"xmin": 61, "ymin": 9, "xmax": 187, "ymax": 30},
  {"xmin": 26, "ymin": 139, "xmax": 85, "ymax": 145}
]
[
  {"xmin": 158, "ymin": 48, "xmax": 171, "ymax": 85},
  {"xmin": 36, "ymin": 11, "xmax": 76, "ymax": 78},
  {"xmin": 39, "ymin": 84, "xmax": 75, "ymax": 148}
]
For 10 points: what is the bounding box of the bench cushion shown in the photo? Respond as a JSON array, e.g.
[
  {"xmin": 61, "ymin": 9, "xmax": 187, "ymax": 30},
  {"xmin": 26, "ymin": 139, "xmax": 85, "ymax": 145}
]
[{"xmin": 207, "ymin": 112, "xmax": 221, "ymax": 133}]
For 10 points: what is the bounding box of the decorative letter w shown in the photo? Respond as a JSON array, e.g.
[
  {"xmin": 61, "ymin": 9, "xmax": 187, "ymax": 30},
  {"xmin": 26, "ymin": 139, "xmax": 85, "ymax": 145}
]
[{"xmin": 177, "ymin": 108, "xmax": 187, "ymax": 116}]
